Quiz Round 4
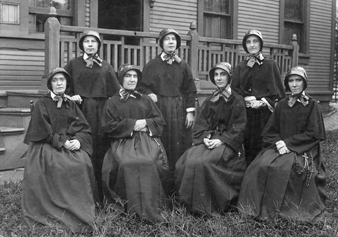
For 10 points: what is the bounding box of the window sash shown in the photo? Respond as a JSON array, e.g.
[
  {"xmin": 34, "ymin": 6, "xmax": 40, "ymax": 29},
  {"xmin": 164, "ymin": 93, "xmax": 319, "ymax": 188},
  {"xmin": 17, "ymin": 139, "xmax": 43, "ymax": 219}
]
[
  {"xmin": 202, "ymin": 0, "xmax": 232, "ymax": 39},
  {"xmin": 29, "ymin": 6, "xmax": 73, "ymax": 17},
  {"xmin": 1, "ymin": 3, "xmax": 20, "ymax": 24},
  {"xmin": 29, "ymin": 0, "xmax": 72, "ymax": 10},
  {"xmin": 284, "ymin": 0, "xmax": 303, "ymax": 22},
  {"xmin": 204, "ymin": 15, "xmax": 231, "ymax": 39},
  {"xmin": 204, "ymin": 0, "xmax": 230, "ymax": 14}
]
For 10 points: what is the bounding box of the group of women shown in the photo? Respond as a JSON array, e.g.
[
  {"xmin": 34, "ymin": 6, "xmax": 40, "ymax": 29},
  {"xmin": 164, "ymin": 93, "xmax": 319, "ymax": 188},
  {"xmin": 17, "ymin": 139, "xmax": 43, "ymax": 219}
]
[{"xmin": 21, "ymin": 27, "xmax": 327, "ymax": 233}]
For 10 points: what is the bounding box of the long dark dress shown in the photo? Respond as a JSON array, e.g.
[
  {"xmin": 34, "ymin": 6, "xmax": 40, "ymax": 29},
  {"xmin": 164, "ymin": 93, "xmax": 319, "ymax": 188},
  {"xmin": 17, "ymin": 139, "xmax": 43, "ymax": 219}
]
[
  {"xmin": 64, "ymin": 56, "xmax": 120, "ymax": 200},
  {"xmin": 231, "ymin": 58, "xmax": 285, "ymax": 166},
  {"xmin": 22, "ymin": 93, "xmax": 97, "ymax": 232},
  {"xmin": 175, "ymin": 91, "xmax": 247, "ymax": 215},
  {"xmin": 139, "ymin": 55, "xmax": 197, "ymax": 192},
  {"xmin": 237, "ymin": 95, "xmax": 326, "ymax": 220},
  {"xmin": 101, "ymin": 93, "xmax": 170, "ymax": 223}
]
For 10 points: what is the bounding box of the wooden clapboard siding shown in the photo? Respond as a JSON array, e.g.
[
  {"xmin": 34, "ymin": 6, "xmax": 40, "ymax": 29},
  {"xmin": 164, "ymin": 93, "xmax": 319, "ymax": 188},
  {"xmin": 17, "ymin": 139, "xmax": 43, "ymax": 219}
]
[
  {"xmin": 0, "ymin": 49, "xmax": 44, "ymax": 90},
  {"xmin": 306, "ymin": 0, "xmax": 332, "ymax": 92},
  {"xmin": 237, "ymin": 0, "xmax": 280, "ymax": 44},
  {"xmin": 150, "ymin": 0, "xmax": 197, "ymax": 36}
]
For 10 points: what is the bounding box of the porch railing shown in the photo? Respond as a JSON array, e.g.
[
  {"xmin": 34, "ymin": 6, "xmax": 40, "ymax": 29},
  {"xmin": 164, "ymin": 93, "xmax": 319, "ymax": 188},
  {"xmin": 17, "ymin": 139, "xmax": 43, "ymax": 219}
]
[{"xmin": 43, "ymin": 13, "xmax": 299, "ymax": 91}]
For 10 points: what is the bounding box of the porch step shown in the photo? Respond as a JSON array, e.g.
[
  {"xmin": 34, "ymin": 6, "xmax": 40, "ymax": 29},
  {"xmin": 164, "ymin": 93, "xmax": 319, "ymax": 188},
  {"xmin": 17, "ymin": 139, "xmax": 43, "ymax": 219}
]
[
  {"xmin": 0, "ymin": 90, "xmax": 42, "ymax": 108},
  {"xmin": 0, "ymin": 126, "xmax": 27, "ymax": 171},
  {"xmin": 0, "ymin": 126, "xmax": 25, "ymax": 156},
  {"xmin": 0, "ymin": 91, "xmax": 39, "ymax": 171},
  {"xmin": 0, "ymin": 90, "xmax": 6, "ymax": 108},
  {"xmin": 0, "ymin": 107, "xmax": 31, "ymax": 128},
  {"xmin": 0, "ymin": 126, "xmax": 25, "ymax": 134},
  {"xmin": 5, "ymin": 90, "xmax": 43, "ymax": 108}
]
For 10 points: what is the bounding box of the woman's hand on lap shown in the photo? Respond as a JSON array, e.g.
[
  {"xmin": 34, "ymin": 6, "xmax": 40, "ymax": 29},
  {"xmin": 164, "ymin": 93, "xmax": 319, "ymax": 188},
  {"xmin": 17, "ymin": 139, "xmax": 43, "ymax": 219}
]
[{"xmin": 134, "ymin": 119, "xmax": 147, "ymax": 131}]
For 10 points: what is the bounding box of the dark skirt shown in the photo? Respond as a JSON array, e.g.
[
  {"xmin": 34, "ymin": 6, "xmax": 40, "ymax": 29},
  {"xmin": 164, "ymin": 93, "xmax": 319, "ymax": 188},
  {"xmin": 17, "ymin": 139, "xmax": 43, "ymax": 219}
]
[
  {"xmin": 175, "ymin": 143, "xmax": 246, "ymax": 215},
  {"xmin": 80, "ymin": 97, "xmax": 108, "ymax": 200},
  {"xmin": 156, "ymin": 95, "xmax": 192, "ymax": 170},
  {"xmin": 102, "ymin": 132, "xmax": 170, "ymax": 223},
  {"xmin": 244, "ymin": 106, "xmax": 272, "ymax": 166},
  {"xmin": 237, "ymin": 146, "xmax": 327, "ymax": 220},
  {"xmin": 156, "ymin": 95, "xmax": 193, "ymax": 194},
  {"xmin": 22, "ymin": 143, "xmax": 98, "ymax": 233}
]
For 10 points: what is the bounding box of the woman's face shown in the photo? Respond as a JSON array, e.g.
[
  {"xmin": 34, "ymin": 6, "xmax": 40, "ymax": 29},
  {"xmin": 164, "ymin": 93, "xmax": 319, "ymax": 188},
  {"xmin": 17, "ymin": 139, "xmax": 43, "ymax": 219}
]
[
  {"xmin": 246, "ymin": 35, "xmax": 261, "ymax": 55},
  {"xmin": 214, "ymin": 68, "xmax": 229, "ymax": 89},
  {"xmin": 83, "ymin": 36, "xmax": 99, "ymax": 55},
  {"xmin": 162, "ymin": 33, "xmax": 177, "ymax": 53},
  {"xmin": 122, "ymin": 70, "xmax": 138, "ymax": 90},
  {"xmin": 51, "ymin": 73, "xmax": 67, "ymax": 95},
  {"xmin": 288, "ymin": 75, "xmax": 304, "ymax": 94}
]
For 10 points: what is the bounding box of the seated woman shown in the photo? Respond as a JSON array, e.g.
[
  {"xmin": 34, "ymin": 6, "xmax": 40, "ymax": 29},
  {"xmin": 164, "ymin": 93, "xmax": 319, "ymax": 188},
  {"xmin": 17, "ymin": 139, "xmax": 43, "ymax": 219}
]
[
  {"xmin": 237, "ymin": 66, "xmax": 326, "ymax": 220},
  {"xmin": 175, "ymin": 62, "xmax": 247, "ymax": 215},
  {"xmin": 101, "ymin": 64, "xmax": 170, "ymax": 223},
  {"xmin": 22, "ymin": 68, "xmax": 98, "ymax": 233}
]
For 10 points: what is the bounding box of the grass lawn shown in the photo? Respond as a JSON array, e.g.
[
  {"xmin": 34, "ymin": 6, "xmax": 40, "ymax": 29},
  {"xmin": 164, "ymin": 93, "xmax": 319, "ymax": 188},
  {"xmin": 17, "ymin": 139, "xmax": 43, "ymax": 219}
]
[{"xmin": 1, "ymin": 130, "xmax": 338, "ymax": 237}]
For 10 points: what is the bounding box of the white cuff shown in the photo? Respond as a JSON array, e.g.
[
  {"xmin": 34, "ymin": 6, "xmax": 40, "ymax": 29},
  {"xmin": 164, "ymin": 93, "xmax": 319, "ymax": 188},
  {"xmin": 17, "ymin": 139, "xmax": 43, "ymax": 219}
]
[{"xmin": 186, "ymin": 107, "xmax": 195, "ymax": 113}]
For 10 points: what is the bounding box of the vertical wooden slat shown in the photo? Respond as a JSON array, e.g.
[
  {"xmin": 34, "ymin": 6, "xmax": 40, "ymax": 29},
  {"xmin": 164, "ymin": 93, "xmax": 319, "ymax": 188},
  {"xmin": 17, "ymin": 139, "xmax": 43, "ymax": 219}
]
[
  {"xmin": 106, "ymin": 43, "xmax": 111, "ymax": 65},
  {"xmin": 120, "ymin": 36, "xmax": 125, "ymax": 66},
  {"xmin": 140, "ymin": 39, "xmax": 144, "ymax": 69},
  {"xmin": 60, "ymin": 39, "xmax": 65, "ymax": 66},
  {"xmin": 68, "ymin": 40, "xmax": 73, "ymax": 62}
]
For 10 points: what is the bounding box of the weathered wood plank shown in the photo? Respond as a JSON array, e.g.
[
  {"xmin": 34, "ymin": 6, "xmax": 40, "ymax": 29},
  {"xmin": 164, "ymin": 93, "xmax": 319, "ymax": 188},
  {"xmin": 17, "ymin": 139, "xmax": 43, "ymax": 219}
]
[
  {"xmin": 0, "ymin": 65, "xmax": 44, "ymax": 71},
  {"xmin": 0, "ymin": 70, "xmax": 43, "ymax": 76},
  {"xmin": 0, "ymin": 76, "xmax": 41, "ymax": 80},
  {"xmin": 0, "ymin": 50, "xmax": 44, "ymax": 56},
  {"xmin": 0, "ymin": 60, "xmax": 44, "ymax": 66},
  {"xmin": 0, "ymin": 55, "xmax": 44, "ymax": 61}
]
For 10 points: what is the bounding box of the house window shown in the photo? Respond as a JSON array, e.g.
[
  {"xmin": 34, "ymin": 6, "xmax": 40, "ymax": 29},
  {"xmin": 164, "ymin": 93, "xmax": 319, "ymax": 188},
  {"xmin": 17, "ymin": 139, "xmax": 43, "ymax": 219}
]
[
  {"xmin": 28, "ymin": 0, "xmax": 73, "ymax": 33},
  {"xmin": 198, "ymin": 0, "xmax": 233, "ymax": 39},
  {"xmin": 1, "ymin": 3, "xmax": 20, "ymax": 24},
  {"xmin": 281, "ymin": 0, "xmax": 308, "ymax": 53}
]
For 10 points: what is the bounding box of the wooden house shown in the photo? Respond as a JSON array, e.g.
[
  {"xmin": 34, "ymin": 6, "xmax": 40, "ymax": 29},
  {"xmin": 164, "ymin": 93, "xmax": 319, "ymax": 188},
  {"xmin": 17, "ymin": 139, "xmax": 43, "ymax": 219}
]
[{"xmin": 0, "ymin": 0, "xmax": 335, "ymax": 170}]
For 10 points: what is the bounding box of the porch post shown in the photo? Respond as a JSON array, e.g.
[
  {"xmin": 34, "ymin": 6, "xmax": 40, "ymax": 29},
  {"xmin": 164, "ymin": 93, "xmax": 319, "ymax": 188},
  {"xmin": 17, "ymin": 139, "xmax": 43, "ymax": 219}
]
[
  {"xmin": 187, "ymin": 22, "xmax": 200, "ymax": 90},
  {"xmin": 41, "ymin": 7, "xmax": 60, "ymax": 91},
  {"xmin": 291, "ymin": 34, "xmax": 299, "ymax": 67}
]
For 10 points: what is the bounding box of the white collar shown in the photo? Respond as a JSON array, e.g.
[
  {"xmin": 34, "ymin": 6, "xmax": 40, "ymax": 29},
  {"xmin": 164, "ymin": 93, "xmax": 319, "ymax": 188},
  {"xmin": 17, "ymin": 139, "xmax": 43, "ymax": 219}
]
[
  {"xmin": 218, "ymin": 84, "xmax": 231, "ymax": 93},
  {"xmin": 160, "ymin": 51, "xmax": 176, "ymax": 61},
  {"xmin": 50, "ymin": 91, "xmax": 70, "ymax": 100},
  {"xmin": 83, "ymin": 53, "xmax": 94, "ymax": 60},
  {"xmin": 160, "ymin": 52, "xmax": 167, "ymax": 61},
  {"xmin": 50, "ymin": 91, "xmax": 57, "ymax": 99}
]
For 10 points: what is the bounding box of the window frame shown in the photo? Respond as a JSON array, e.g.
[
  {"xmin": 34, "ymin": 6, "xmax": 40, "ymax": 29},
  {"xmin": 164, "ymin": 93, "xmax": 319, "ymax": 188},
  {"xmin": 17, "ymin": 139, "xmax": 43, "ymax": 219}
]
[
  {"xmin": 197, "ymin": 0, "xmax": 238, "ymax": 39},
  {"xmin": 279, "ymin": 0, "xmax": 310, "ymax": 54},
  {"xmin": 0, "ymin": 2, "xmax": 20, "ymax": 24}
]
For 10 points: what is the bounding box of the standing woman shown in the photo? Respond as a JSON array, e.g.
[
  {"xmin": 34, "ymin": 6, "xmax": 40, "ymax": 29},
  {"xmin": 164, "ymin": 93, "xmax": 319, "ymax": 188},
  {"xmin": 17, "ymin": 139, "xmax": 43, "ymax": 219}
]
[
  {"xmin": 22, "ymin": 68, "xmax": 97, "ymax": 233},
  {"xmin": 175, "ymin": 62, "xmax": 247, "ymax": 215},
  {"xmin": 101, "ymin": 64, "xmax": 170, "ymax": 223},
  {"xmin": 64, "ymin": 30, "xmax": 120, "ymax": 200},
  {"xmin": 139, "ymin": 28, "xmax": 197, "ymax": 193},
  {"xmin": 231, "ymin": 30, "xmax": 285, "ymax": 166},
  {"xmin": 238, "ymin": 66, "xmax": 326, "ymax": 220}
]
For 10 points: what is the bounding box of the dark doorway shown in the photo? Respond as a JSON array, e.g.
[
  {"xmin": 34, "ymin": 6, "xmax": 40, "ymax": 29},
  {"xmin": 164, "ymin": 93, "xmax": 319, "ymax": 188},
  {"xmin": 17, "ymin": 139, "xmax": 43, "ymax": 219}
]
[{"xmin": 98, "ymin": 0, "xmax": 143, "ymax": 44}]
